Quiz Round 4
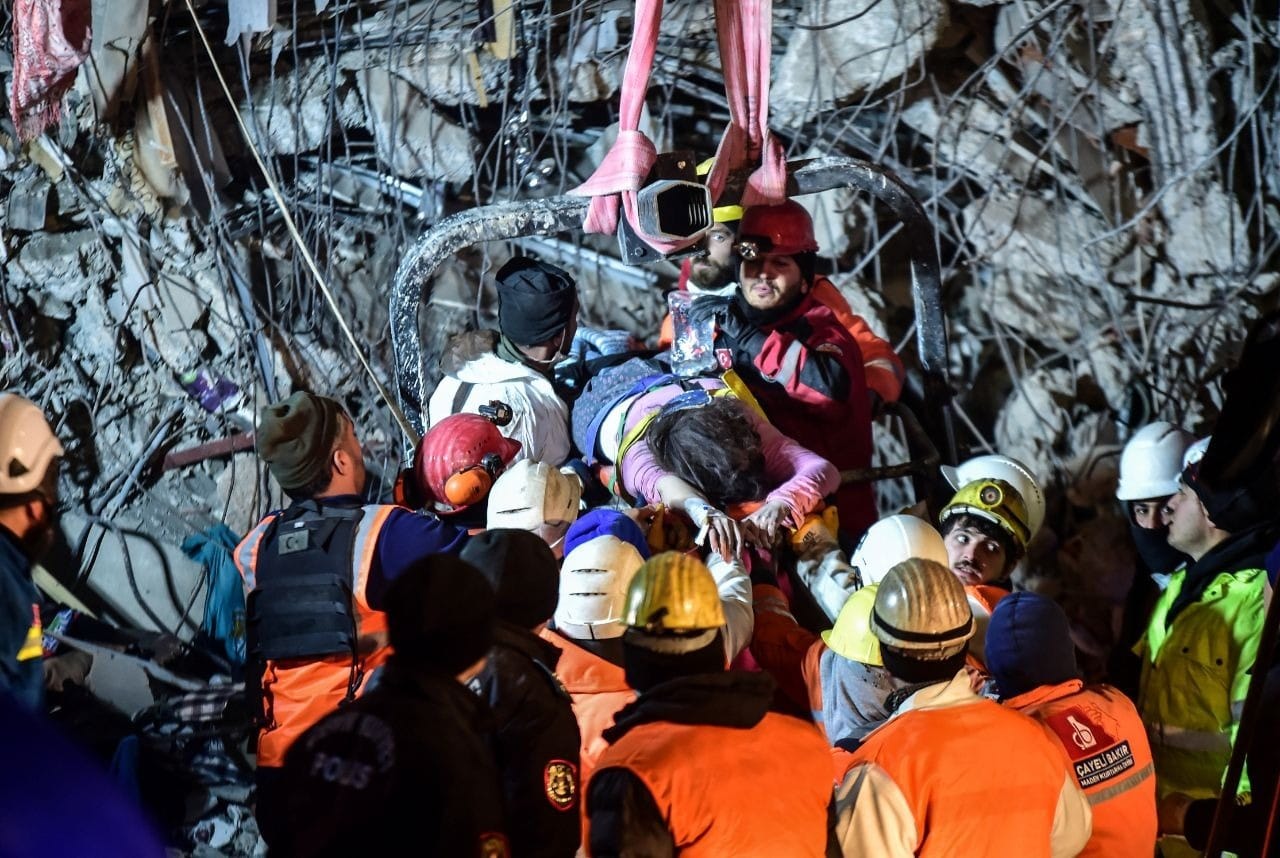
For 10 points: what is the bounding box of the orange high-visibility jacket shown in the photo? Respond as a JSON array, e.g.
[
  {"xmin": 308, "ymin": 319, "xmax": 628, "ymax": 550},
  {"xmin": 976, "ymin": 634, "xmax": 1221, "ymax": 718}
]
[
  {"xmin": 834, "ymin": 676, "xmax": 1091, "ymax": 857},
  {"xmin": 1006, "ymin": 680, "xmax": 1157, "ymax": 858},
  {"xmin": 540, "ymin": 629, "xmax": 636, "ymax": 786},
  {"xmin": 234, "ymin": 505, "xmax": 395, "ymax": 768},
  {"xmin": 590, "ymin": 713, "xmax": 833, "ymax": 856}
]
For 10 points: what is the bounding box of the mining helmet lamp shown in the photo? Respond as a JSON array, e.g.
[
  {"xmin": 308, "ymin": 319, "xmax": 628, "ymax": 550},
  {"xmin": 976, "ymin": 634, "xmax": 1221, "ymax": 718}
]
[{"xmin": 734, "ymin": 237, "xmax": 770, "ymax": 261}]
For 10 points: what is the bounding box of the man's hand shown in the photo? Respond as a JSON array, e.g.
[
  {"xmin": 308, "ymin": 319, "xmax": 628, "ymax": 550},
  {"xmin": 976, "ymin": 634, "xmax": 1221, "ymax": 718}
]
[
  {"xmin": 743, "ymin": 501, "xmax": 790, "ymax": 548},
  {"xmin": 44, "ymin": 650, "xmax": 93, "ymax": 692}
]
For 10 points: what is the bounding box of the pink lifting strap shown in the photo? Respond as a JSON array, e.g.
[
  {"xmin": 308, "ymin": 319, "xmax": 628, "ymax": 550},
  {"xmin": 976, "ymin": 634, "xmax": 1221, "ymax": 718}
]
[{"xmin": 570, "ymin": 0, "xmax": 787, "ymax": 249}]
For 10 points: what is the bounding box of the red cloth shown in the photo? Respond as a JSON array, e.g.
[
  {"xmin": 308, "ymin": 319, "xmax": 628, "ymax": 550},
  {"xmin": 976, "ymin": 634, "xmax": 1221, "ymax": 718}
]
[{"xmin": 9, "ymin": 0, "xmax": 91, "ymax": 141}]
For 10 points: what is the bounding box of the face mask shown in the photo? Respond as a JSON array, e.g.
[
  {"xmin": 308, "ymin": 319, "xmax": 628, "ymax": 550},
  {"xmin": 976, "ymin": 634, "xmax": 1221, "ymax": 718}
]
[{"xmin": 1129, "ymin": 522, "xmax": 1189, "ymax": 575}]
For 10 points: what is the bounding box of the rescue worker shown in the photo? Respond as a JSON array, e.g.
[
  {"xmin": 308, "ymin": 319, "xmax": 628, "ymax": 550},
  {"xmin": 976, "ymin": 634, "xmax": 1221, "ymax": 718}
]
[
  {"xmin": 1135, "ymin": 440, "xmax": 1275, "ymax": 856},
  {"xmin": 278, "ymin": 554, "xmax": 509, "ymax": 857},
  {"xmin": 937, "ymin": 477, "xmax": 1032, "ymax": 668},
  {"xmin": 750, "ymin": 514, "xmax": 950, "ymax": 743},
  {"xmin": 0, "ymin": 393, "xmax": 108, "ymax": 716},
  {"xmin": 986, "ymin": 592, "xmax": 1157, "ymax": 858},
  {"xmin": 233, "ymin": 392, "xmax": 469, "ymax": 846},
  {"xmin": 1108, "ymin": 422, "xmax": 1194, "ymax": 696},
  {"xmin": 461, "ymin": 529, "xmax": 582, "ymax": 858},
  {"xmin": 400, "ymin": 410, "xmax": 522, "ymax": 522},
  {"xmin": 544, "ymin": 525, "xmax": 647, "ymax": 785},
  {"xmin": 585, "ymin": 552, "xmax": 836, "ymax": 856},
  {"xmin": 0, "ymin": 393, "xmax": 67, "ymax": 711},
  {"xmin": 486, "ymin": 459, "xmax": 583, "ymax": 558},
  {"xmin": 833, "ymin": 558, "xmax": 1092, "ymax": 856},
  {"xmin": 428, "ymin": 256, "xmax": 579, "ymax": 465},
  {"xmin": 940, "ymin": 452, "xmax": 1046, "ymax": 546},
  {"xmin": 656, "ymin": 165, "xmax": 743, "ymax": 349},
  {"xmin": 686, "ymin": 200, "xmax": 903, "ymax": 538}
]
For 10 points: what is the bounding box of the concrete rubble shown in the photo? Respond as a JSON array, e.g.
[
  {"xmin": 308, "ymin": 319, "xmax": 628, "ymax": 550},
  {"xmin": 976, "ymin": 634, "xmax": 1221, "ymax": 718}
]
[{"xmin": 0, "ymin": 0, "xmax": 1273, "ymax": 725}]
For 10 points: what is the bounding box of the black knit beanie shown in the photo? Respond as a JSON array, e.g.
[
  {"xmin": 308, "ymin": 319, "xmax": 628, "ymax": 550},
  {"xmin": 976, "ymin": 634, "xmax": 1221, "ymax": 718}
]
[
  {"xmin": 386, "ymin": 555, "xmax": 495, "ymax": 676},
  {"xmin": 460, "ymin": 528, "xmax": 560, "ymax": 629},
  {"xmin": 495, "ymin": 257, "xmax": 578, "ymax": 347},
  {"xmin": 257, "ymin": 392, "xmax": 344, "ymax": 493}
]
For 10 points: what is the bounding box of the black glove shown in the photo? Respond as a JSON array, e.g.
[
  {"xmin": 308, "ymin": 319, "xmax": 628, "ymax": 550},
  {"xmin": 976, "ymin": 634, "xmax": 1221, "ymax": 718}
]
[
  {"xmin": 684, "ymin": 295, "xmax": 732, "ymax": 333},
  {"xmin": 686, "ymin": 296, "xmax": 758, "ymax": 346}
]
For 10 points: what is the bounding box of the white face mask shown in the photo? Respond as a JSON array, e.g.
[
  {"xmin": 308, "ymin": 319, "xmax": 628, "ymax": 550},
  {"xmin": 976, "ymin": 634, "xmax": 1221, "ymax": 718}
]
[{"xmin": 524, "ymin": 325, "xmax": 573, "ymax": 366}]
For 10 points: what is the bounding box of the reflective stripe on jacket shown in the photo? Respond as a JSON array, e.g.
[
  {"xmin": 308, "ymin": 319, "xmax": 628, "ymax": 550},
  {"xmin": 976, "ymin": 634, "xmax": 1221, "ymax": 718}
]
[
  {"xmin": 834, "ymin": 671, "xmax": 1092, "ymax": 858},
  {"xmin": 234, "ymin": 504, "xmax": 394, "ymax": 768},
  {"xmin": 591, "ymin": 714, "xmax": 833, "ymax": 856},
  {"xmin": 1135, "ymin": 564, "xmax": 1266, "ymax": 799},
  {"xmin": 1006, "ymin": 680, "xmax": 1157, "ymax": 858}
]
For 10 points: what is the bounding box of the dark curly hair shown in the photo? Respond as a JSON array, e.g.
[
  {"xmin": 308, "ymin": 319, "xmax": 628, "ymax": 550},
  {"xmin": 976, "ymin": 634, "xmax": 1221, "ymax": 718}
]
[{"xmin": 645, "ymin": 397, "xmax": 768, "ymax": 506}]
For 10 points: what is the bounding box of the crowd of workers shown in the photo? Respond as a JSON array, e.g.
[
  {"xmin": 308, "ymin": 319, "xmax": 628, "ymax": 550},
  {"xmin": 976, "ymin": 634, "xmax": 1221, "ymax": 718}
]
[{"xmin": 2, "ymin": 195, "xmax": 1278, "ymax": 857}]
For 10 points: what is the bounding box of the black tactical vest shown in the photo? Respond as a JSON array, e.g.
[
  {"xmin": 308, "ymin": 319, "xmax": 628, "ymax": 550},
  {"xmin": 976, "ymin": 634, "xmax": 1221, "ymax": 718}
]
[{"xmin": 246, "ymin": 500, "xmax": 364, "ymax": 665}]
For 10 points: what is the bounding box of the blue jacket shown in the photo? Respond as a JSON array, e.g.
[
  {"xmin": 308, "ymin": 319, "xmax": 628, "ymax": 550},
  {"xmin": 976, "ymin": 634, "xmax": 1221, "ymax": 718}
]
[{"xmin": 0, "ymin": 527, "xmax": 43, "ymax": 711}]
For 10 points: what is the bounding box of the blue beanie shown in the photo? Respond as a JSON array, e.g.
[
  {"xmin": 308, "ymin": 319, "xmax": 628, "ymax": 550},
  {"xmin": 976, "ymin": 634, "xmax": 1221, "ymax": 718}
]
[
  {"xmin": 984, "ymin": 592, "xmax": 1080, "ymax": 700},
  {"xmin": 563, "ymin": 509, "xmax": 651, "ymax": 561}
]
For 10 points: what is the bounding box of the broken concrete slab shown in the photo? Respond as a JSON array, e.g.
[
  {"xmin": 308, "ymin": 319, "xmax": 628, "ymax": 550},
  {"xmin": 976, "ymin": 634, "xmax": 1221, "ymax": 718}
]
[
  {"xmin": 774, "ymin": 0, "xmax": 950, "ymax": 123},
  {"xmin": 355, "ymin": 67, "xmax": 476, "ymax": 182}
]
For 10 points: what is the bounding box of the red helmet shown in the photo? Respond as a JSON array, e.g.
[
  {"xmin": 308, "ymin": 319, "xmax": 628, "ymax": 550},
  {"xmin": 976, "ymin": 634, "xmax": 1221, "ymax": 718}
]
[
  {"xmin": 414, "ymin": 414, "xmax": 522, "ymax": 513},
  {"xmin": 737, "ymin": 200, "xmax": 819, "ymax": 256}
]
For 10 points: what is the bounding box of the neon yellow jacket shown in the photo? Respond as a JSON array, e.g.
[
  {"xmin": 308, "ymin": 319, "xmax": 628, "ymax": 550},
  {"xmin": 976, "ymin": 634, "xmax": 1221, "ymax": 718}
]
[{"xmin": 1135, "ymin": 561, "xmax": 1266, "ymax": 801}]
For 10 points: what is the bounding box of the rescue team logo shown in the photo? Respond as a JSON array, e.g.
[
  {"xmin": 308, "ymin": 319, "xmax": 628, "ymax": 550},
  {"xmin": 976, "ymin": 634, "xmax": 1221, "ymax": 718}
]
[
  {"xmin": 478, "ymin": 832, "xmax": 510, "ymax": 858},
  {"xmin": 815, "ymin": 343, "xmax": 844, "ymax": 355},
  {"xmin": 1044, "ymin": 706, "xmax": 1134, "ymax": 789},
  {"xmin": 544, "ymin": 759, "xmax": 579, "ymax": 810}
]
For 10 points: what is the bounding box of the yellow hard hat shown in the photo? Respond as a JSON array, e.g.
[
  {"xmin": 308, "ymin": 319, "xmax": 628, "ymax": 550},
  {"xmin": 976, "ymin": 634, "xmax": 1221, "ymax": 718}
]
[
  {"xmin": 623, "ymin": 551, "xmax": 726, "ymax": 633},
  {"xmin": 821, "ymin": 585, "xmax": 882, "ymax": 666},
  {"xmin": 695, "ymin": 158, "xmax": 744, "ymax": 224},
  {"xmin": 939, "ymin": 478, "xmax": 1031, "ymax": 554}
]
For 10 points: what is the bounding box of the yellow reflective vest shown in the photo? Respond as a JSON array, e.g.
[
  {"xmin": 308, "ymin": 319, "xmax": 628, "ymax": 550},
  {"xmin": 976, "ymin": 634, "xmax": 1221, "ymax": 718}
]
[{"xmin": 1135, "ymin": 562, "xmax": 1266, "ymax": 801}]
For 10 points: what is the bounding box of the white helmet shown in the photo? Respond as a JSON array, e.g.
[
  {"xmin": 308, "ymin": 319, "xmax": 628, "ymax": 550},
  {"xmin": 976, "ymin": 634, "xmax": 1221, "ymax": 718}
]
[
  {"xmin": 942, "ymin": 454, "xmax": 1045, "ymax": 537},
  {"xmin": 1116, "ymin": 422, "xmax": 1196, "ymax": 501},
  {"xmin": 1183, "ymin": 436, "xmax": 1211, "ymax": 470},
  {"xmin": 850, "ymin": 514, "xmax": 949, "ymax": 587},
  {"xmin": 486, "ymin": 460, "xmax": 583, "ymax": 532},
  {"xmin": 555, "ymin": 535, "xmax": 645, "ymax": 640},
  {"xmin": 0, "ymin": 393, "xmax": 64, "ymax": 496}
]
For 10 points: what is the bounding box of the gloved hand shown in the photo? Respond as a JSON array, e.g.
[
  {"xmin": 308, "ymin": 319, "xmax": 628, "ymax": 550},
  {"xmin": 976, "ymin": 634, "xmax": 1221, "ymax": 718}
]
[
  {"xmin": 685, "ymin": 296, "xmax": 756, "ymax": 342},
  {"xmin": 569, "ymin": 326, "xmax": 638, "ymax": 360}
]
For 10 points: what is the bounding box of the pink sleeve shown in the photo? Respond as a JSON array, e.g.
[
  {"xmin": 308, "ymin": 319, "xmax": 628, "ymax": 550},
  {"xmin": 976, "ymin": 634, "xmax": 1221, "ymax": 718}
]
[
  {"xmin": 619, "ymin": 439, "xmax": 667, "ymax": 504},
  {"xmin": 751, "ymin": 410, "xmax": 839, "ymax": 524}
]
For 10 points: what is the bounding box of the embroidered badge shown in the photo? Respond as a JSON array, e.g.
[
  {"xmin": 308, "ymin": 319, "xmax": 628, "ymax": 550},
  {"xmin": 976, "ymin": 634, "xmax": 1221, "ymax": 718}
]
[
  {"xmin": 544, "ymin": 759, "xmax": 578, "ymax": 811},
  {"xmin": 478, "ymin": 832, "xmax": 510, "ymax": 858}
]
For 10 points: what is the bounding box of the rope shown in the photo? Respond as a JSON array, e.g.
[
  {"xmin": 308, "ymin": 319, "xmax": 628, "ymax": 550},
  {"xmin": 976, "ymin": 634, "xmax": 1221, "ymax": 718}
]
[{"xmin": 181, "ymin": 0, "xmax": 416, "ymax": 440}]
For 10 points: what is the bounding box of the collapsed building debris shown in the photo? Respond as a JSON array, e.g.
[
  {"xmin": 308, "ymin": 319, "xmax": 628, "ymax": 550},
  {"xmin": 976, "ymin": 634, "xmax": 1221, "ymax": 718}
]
[{"xmin": 0, "ymin": 1, "xmax": 1277, "ymax": 846}]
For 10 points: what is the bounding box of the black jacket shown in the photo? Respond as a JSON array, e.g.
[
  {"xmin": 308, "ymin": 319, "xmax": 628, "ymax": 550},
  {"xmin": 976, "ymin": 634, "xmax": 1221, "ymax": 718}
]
[
  {"xmin": 278, "ymin": 661, "xmax": 509, "ymax": 857},
  {"xmin": 473, "ymin": 623, "xmax": 582, "ymax": 858}
]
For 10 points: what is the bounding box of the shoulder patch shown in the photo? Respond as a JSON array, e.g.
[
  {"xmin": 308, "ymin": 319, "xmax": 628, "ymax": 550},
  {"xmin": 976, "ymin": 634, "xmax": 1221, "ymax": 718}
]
[
  {"xmin": 544, "ymin": 759, "xmax": 579, "ymax": 811},
  {"xmin": 815, "ymin": 343, "xmax": 844, "ymax": 355},
  {"xmin": 478, "ymin": 832, "xmax": 510, "ymax": 858}
]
